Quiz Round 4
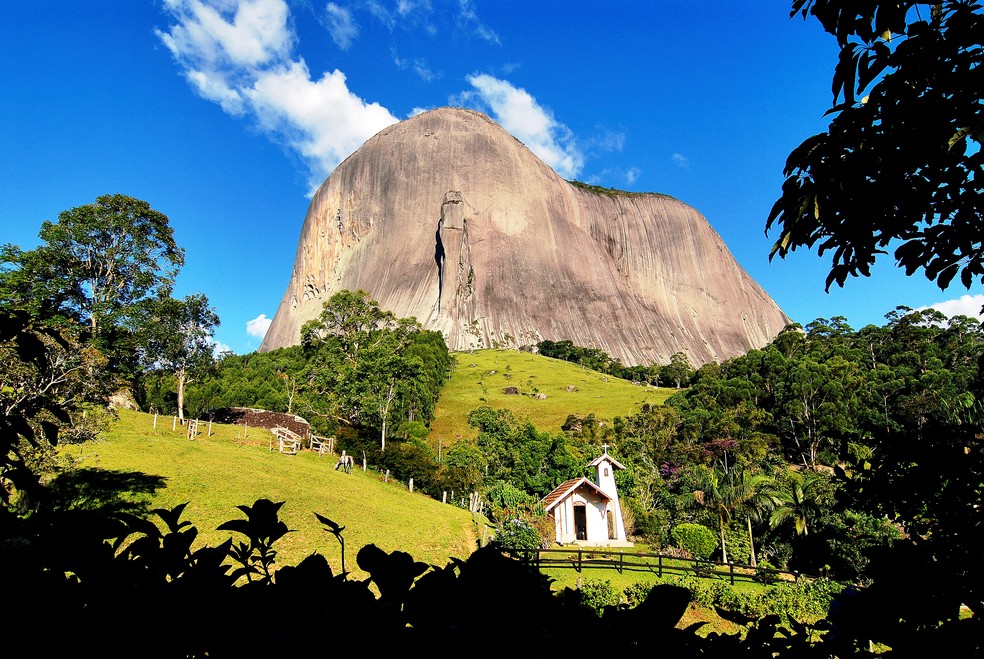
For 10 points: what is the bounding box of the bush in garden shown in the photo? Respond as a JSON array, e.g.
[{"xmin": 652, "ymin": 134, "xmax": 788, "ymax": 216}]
[
  {"xmin": 484, "ymin": 480, "xmax": 543, "ymax": 524},
  {"xmin": 577, "ymin": 578, "xmax": 622, "ymax": 615},
  {"xmin": 623, "ymin": 581, "xmax": 655, "ymax": 608},
  {"xmin": 492, "ymin": 516, "xmax": 544, "ymax": 550},
  {"xmin": 723, "ymin": 525, "xmax": 751, "ymax": 565},
  {"xmin": 671, "ymin": 522, "xmax": 717, "ymax": 560}
]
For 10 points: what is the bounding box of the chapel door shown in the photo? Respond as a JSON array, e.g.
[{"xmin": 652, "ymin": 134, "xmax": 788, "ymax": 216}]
[{"xmin": 574, "ymin": 503, "xmax": 587, "ymax": 540}]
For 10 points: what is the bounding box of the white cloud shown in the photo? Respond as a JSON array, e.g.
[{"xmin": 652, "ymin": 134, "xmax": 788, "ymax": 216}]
[
  {"xmin": 398, "ymin": 0, "xmax": 431, "ymax": 17},
  {"xmin": 246, "ymin": 313, "xmax": 273, "ymax": 338},
  {"xmin": 366, "ymin": 0, "xmax": 396, "ymax": 28},
  {"xmin": 185, "ymin": 68, "xmax": 246, "ymax": 114},
  {"xmin": 158, "ymin": 0, "xmax": 398, "ymax": 194},
  {"xmin": 393, "ymin": 50, "xmax": 438, "ymax": 81},
  {"xmin": 325, "ymin": 2, "xmax": 359, "ymax": 50},
  {"xmin": 211, "ymin": 339, "xmax": 233, "ymax": 357},
  {"xmin": 159, "ymin": 2, "xmax": 582, "ymax": 192},
  {"xmin": 585, "ymin": 127, "xmax": 625, "ymax": 153},
  {"xmin": 462, "ymin": 74, "xmax": 583, "ymax": 178},
  {"xmin": 367, "ymin": 0, "xmax": 433, "ymax": 30},
  {"xmin": 413, "ymin": 59, "xmax": 437, "ymax": 81},
  {"xmin": 246, "ymin": 62, "xmax": 398, "ymax": 191},
  {"xmin": 672, "ymin": 153, "xmax": 689, "ymax": 168},
  {"xmin": 625, "ymin": 167, "xmax": 640, "ymax": 185},
  {"xmin": 457, "ymin": 0, "xmax": 499, "ymax": 43},
  {"xmin": 918, "ymin": 294, "xmax": 984, "ymax": 321},
  {"xmin": 158, "ymin": 0, "xmax": 293, "ymax": 68}
]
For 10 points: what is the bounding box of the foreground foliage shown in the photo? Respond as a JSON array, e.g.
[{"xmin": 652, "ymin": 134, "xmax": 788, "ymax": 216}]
[
  {"xmin": 2, "ymin": 496, "xmax": 978, "ymax": 657},
  {"xmin": 769, "ymin": 1, "xmax": 984, "ymax": 291},
  {"xmin": 0, "ymin": 308, "xmax": 109, "ymax": 507}
]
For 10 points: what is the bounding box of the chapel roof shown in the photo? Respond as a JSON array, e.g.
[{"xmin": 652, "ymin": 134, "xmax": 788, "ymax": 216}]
[
  {"xmin": 587, "ymin": 445, "xmax": 626, "ymax": 470},
  {"xmin": 541, "ymin": 477, "xmax": 610, "ymax": 513}
]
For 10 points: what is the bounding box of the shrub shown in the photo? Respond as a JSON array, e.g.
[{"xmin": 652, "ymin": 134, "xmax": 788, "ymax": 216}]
[
  {"xmin": 578, "ymin": 578, "xmax": 622, "ymax": 615},
  {"xmin": 625, "ymin": 501, "xmax": 671, "ymax": 547},
  {"xmin": 759, "ymin": 578, "xmax": 844, "ymax": 622},
  {"xmin": 723, "ymin": 525, "xmax": 751, "ymax": 565},
  {"xmin": 671, "ymin": 523, "xmax": 717, "ymax": 560},
  {"xmin": 754, "ymin": 560, "xmax": 784, "ymax": 585},
  {"xmin": 662, "ymin": 574, "xmax": 843, "ymax": 623},
  {"xmin": 492, "ymin": 516, "xmax": 544, "ymax": 551},
  {"xmin": 623, "ymin": 581, "xmax": 654, "ymax": 608},
  {"xmin": 484, "ymin": 480, "xmax": 543, "ymax": 524}
]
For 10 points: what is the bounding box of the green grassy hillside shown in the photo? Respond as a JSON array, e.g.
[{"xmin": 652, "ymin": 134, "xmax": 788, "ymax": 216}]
[
  {"xmin": 57, "ymin": 408, "xmax": 784, "ymax": 636},
  {"xmin": 429, "ymin": 349, "xmax": 676, "ymax": 443},
  {"xmin": 59, "ymin": 409, "xmax": 482, "ymax": 581},
  {"xmin": 58, "ymin": 353, "xmax": 672, "ymax": 583}
]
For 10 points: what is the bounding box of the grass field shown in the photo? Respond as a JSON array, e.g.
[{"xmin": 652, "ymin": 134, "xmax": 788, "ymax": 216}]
[
  {"xmin": 57, "ymin": 349, "xmax": 676, "ymax": 585},
  {"xmin": 59, "ymin": 408, "xmax": 483, "ymax": 581},
  {"xmin": 429, "ymin": 349, "xmax": 676, "ymax": 444},
  {"xmin": 56, "ymin": 405, "xmax": 785, "ymax": 635}
]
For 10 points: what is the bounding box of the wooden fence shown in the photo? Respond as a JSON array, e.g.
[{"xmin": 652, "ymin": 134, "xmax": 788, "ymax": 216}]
[{"xmin": 506, "ymin": 547, "xmax": 805, "ymax": 586}]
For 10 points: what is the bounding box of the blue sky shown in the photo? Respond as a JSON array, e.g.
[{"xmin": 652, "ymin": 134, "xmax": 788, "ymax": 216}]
[{"xmin": 3, "ymin": 0, "xmax": 981, "ymax": 356}]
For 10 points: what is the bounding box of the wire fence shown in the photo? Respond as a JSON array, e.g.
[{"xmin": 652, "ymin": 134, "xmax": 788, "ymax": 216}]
[{"xmin": 506, "ymin": 547, "xmax": 808, "ymax": 585}]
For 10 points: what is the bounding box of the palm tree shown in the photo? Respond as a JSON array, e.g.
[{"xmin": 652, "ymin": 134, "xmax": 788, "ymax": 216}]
[
  {"xmin": 769, "ymin": 470, "xmax": 827, "ymax": 537},
  {"xmin": 737, "ymin": 471, "xmax": 783, "ymax": 568},
  {"xmin": 692, "ymin": 466, "xmax": 743, "ymax": 564},
  {"xmin": 692, "ymin": 467, "xmax": 785, "ymax": 566}
]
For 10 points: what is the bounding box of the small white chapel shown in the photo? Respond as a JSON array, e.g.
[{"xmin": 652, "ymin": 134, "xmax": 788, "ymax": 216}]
[{"xmin": 540, "ymin": 445, "xmax": 633, "ymax": 547}]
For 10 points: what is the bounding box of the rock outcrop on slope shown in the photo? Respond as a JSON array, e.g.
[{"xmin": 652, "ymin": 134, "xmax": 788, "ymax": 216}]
[{"xmin": 259, "ymin": 107, "xmax": 790, "ymax": 366}]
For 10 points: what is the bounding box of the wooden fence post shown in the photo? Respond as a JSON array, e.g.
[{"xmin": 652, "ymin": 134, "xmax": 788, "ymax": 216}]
[
  {"xmin": 409, "ymin": 478, "xmax": 414, "ymax": 493},
  {"xmin": 442, "ymin": 491, "xmax": 447, "ymax": 504},
  {"xmin": 172, "ymin": 416, "xmax": 177, "ymax": 431},
  {"xmin": 153, "ymin": 413, "xmax": 157, "ymax": 429}
]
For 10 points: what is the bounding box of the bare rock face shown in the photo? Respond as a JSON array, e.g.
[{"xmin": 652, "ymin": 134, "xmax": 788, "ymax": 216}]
[{"xmin": 260, "ymin": 107, "xmax": 790, "ymax": 366}]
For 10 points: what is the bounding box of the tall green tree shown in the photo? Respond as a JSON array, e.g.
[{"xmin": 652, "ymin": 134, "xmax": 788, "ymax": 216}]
[
  {"xmin": 301, "ymin": 290, "xmax": 450, "ymax": 450},
  {"xmin": 691, "ymin": 466, "xmax": 750, "ymax": 564},
  {"xmin": 140, "ymin": 294, "xmax": 220, "ymax": 422},
  {"xmin": 775, "ymin": 353, "xmax": 862, "ymax": 468},
  {"xmin": 467, "ymin": 406, "xmax": 590, "ymax": 498},
  {"xmin": 1, "ymin": 194, "xmax": 184, "ymax": 373},
  {"xmin": 736, "ymin": 471, "xmax": 784, "ymax": 568},
  {"xmin": 663, "ymin": 351, "xmax": 694, "ymax": 389}
]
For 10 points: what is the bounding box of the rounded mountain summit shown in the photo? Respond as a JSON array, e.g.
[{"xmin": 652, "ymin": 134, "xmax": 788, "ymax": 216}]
[{"xmin": 260, "ymin": 107, "xmax": 790, "ymax": 366}]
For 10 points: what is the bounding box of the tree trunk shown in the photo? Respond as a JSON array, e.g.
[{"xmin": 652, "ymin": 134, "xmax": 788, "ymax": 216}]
[
  {"xmin": 719, "ymin": 514, "xmax": 729, "ymax": 564},
  {"xmin": 747, "ymin": 515, "xmax": 757, "ymax": 568},
  {"xmin": 176, "ymin": 366, "xmax": 186, "ymax": 422},
  {"xmin": 379, "ymin": 379, "xmax": 396, "ymax": 451}
]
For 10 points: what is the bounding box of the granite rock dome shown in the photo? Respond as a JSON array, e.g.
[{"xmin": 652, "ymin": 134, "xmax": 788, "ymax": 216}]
[{"xmin": 260, "ymin": 107, "xmax": 789, "ymax": 366}]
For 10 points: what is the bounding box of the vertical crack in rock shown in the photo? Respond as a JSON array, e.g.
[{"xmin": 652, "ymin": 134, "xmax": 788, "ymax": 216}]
[{"xmin": 435, "ymin": 223, "xmax": 446, "ymax": 313}]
